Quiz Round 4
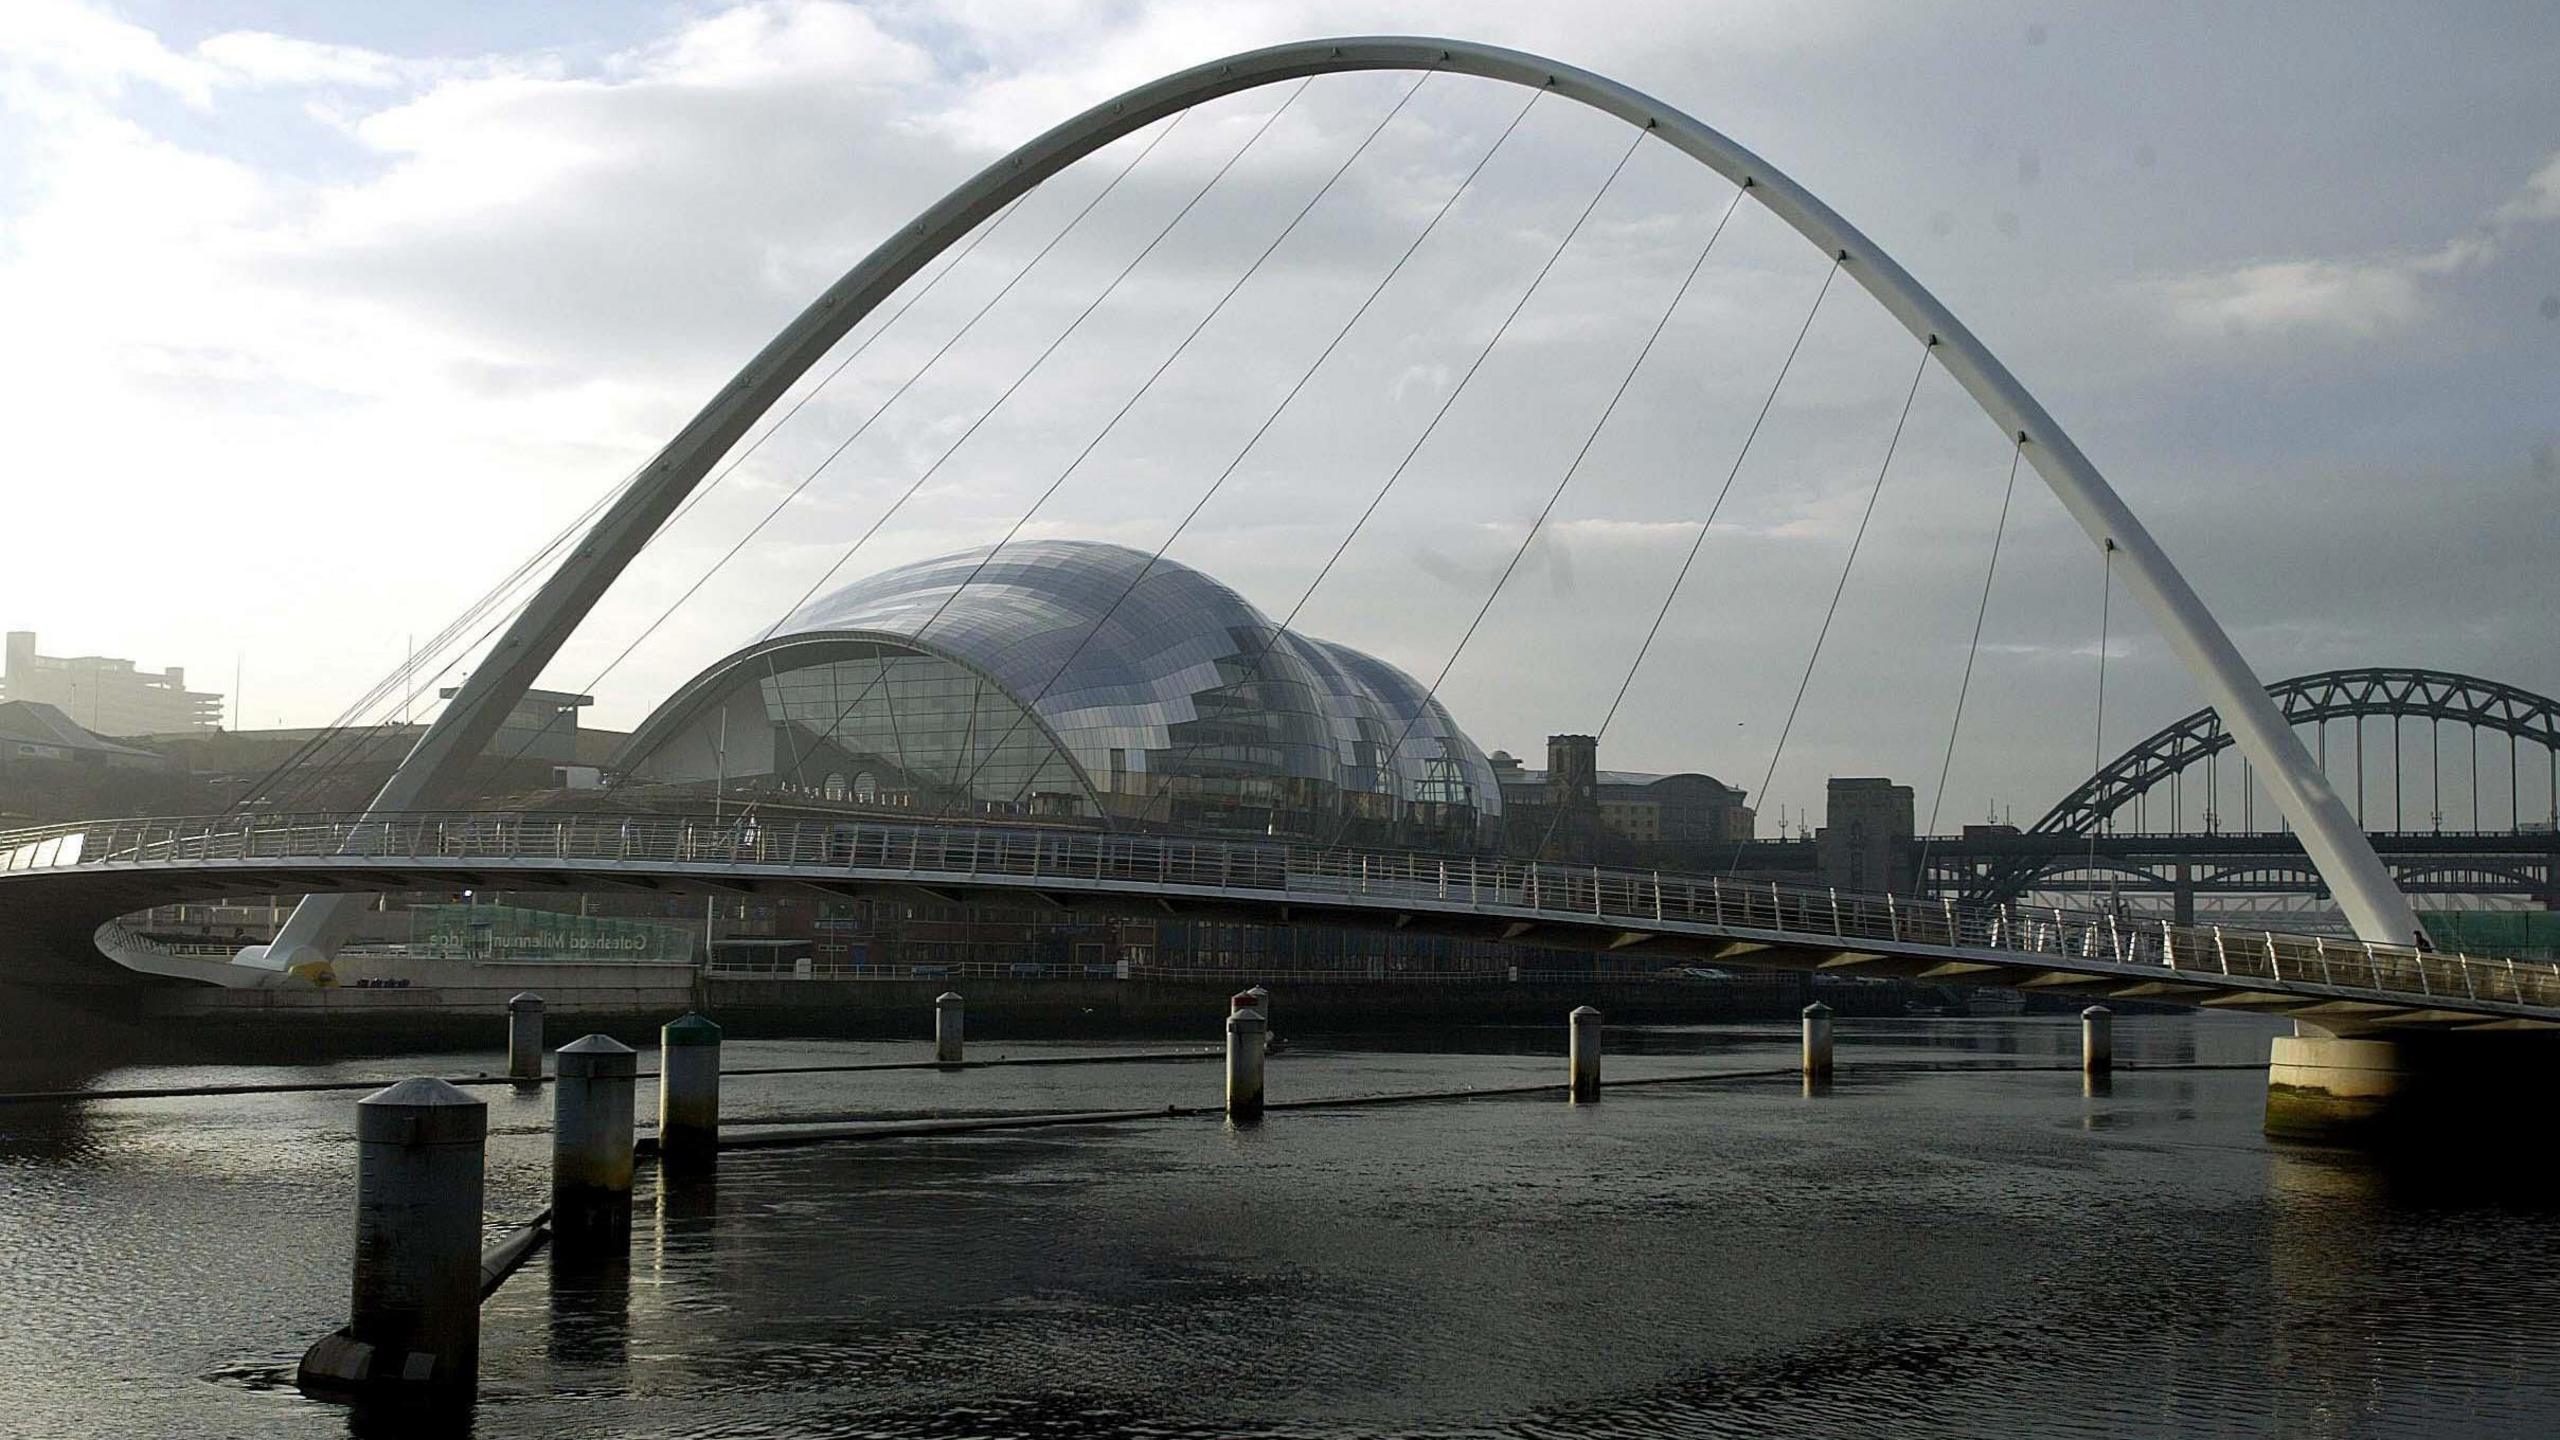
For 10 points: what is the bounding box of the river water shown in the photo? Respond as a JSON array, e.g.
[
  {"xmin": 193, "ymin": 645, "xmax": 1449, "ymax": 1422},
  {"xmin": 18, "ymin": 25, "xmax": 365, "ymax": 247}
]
[{"xmin": 4, "ymin": 1012, "xmax": 2556, "ymax": 1438}]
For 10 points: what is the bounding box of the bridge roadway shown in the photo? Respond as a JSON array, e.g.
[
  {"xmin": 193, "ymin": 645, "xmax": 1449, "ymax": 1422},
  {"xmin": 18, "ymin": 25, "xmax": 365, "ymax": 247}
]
[
  {"xmin": 3, "ymin": 812, "xmax": 2555, "ymax": 1031},
  {"xmin": 1927, "ymin": 829, "xmax": 2560, "ymax": 909},
  {"xmin": 1729, "ymin": 831, "xmax": 2560, "ymax": 907}
]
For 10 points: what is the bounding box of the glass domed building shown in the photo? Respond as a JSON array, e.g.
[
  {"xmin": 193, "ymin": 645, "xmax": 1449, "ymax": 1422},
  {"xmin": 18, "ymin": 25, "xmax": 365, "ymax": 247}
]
[{"xmin": 612, "ymin": 540, "xmax": 1501, "ymax": 844}]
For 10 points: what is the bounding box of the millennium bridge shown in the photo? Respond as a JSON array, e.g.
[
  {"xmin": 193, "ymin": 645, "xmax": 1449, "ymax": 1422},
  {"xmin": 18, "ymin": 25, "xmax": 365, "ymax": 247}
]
[
  {"xmin": 12, "ymin": 37, "xmax": 2550, "ymax": 1142},
  {"xmin": 7, "ymin": 812, "xmax": 2553, "ymax": 1035}
]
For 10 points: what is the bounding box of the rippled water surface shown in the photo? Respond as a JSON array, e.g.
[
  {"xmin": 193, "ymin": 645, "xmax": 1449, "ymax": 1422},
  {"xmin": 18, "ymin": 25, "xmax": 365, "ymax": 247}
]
[{"xmin": 5, "ymin": 1013, "xmax": 2557, "ymax": 1438}]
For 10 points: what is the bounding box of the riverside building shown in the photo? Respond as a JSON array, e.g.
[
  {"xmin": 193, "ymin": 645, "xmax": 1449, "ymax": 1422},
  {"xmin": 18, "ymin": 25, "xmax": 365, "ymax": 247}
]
[{"xmin": 3, "ymin": 631, "xmax": 222, "ymax": 736}]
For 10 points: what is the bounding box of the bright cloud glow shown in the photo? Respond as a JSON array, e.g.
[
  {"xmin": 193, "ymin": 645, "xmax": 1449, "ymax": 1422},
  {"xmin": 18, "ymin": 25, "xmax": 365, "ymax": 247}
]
[
  {"xmin": 2149, "ymin": 146, "xmax": 2560, "ymax": 342},
  {"xmin": 2157, "ymin": 257, "xmax": 2429, "ymax": 338}
]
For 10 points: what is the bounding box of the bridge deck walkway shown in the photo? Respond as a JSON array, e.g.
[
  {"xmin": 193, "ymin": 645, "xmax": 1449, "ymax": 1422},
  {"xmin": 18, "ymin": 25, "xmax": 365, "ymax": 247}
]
[{"xmin": 6, "ymin": 812, "xmax": 2554, "ymax": 1030}]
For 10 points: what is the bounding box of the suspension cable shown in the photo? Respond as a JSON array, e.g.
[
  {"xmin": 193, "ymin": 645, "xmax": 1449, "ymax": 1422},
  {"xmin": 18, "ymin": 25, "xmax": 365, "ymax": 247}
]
[
  {"xmin": 1069, "ymin": 101, "xmax": 1634, "ymax": 841},
  {"xmin": 647, "ymin": 191, "xmax": 1038, "ymax": 558},
  {"xmin": 1118, "ymin": 88, "xmax": 1550, "ymax": 831},
  {"xmin": 568, "ymin": 163, "xmax": 1105, "ymax": 696},
  {"xmin": 1911, "ymin": 434, "xmax": 2025, "ymax": 893},
  {"xmin": 234, "ymin": 466, "xmax": 675, "ymax": 814},
  {"xmin": 227, "ymin": 458, "xmax": 651, "ymax": 810},
  {"xmin": 1237, "ymin": 113, "xmax": 1633, "ymax": 710},
  {"xmin": 453, "ymin": 113, "xmax": 1193, "ymax": 801},
  {"xmin": 760, "ymin": 80, "xmax": 1318, "ymax": 787},
  {"xmin": 239, "ymin": 192, "xmax": 1033, "ymax": 810},
  {"xmin": 921, "ymin": 76, "xmax": 1458, "ymax": 814},
  {"xmin": 976, "ymin": 101, "xmax": 1551, "ymax": 819},
  {"xmin": 445, "ymin": 187, "xmax": 1047, "ymax": 801},
  {"xmin": 259, "ymin": 535, "xmax": 609, "ymax": 811},
  {"xmin": 1311, "ymin": 170, "xmax": 1744, "ymax": 852},
  {"xmin": 1732, "ymin": 332, "xmax": 1938, "ymax": 873},
  {"xmin": 1533, "ymin": 249, "xmax": 1839, "ymax": 860},
  {"xmin": 2086, "ymin": 536, "xmax": 2117, "ymax": 887},
  {"xmin": 225, "ymin": 480, "xmax": 621, "ymax": 811},
  {"xmin": 1324, "ymin": 126, "xmax": 1711, "ymax": 851},
  {"xmin": 755, "ymin": 94, "xmax": 1279, "ymax": 658},
  {"xmin": 645, "ymin": 192, "xmax": 1034, "ymax": 547}
]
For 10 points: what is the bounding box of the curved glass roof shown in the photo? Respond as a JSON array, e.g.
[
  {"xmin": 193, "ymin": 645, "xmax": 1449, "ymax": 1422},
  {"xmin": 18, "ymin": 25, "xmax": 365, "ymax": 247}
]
[{"xmin": 741, "ymin": 539, "xmax": 1502, "ymax": 820}]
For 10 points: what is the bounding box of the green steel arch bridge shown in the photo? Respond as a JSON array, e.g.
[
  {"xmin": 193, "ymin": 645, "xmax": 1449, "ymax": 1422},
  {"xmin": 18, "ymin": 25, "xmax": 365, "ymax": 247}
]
[{"xmin": 1929, "ymin": 668, "xmax": 2560, "ymax": 915}]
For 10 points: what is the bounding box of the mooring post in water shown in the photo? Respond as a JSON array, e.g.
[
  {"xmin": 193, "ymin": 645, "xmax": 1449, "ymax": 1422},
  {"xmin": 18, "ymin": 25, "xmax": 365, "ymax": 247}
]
[
  {"xmin": 553, "ymin": 1035, "xmax": 636, "ymax": 1255},
  {"xmin": 506, "ymin": 992, "xmax": 544, "ymax": 1085},
  {"xmin": 2082, "ymin": 1005, "xmax": 2113, "ymax": 1077},
  {"xmin": 935, "ymin": 991, "xmax": 965, "ymax": 1067},
  {"xmin": 1226, "ymin": 1004, "xmax": 1267, "ymax": 1123},
  {"xmin": 1568, "ymin": 1006, "xmax": 1603, "ymax": 1103},
  {"xmin": 1802, "ymin": 1002, "xmax": 1835, "ymax": 1082},
  {"xmin": 298, "ymin": 1078, "xmax": 486, "ymax": 1399},
  {"xmin": 658, "ymin": 1013, "xmax": 722, "ymax": 1175}
]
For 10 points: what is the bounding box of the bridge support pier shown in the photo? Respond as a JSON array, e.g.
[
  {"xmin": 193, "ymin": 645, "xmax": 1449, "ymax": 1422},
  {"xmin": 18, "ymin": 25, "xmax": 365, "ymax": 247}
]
[
  {"xmin": 658, "ymin": 1013, "xmax": 721, "ymax": 1175},
  {"xmin": 1568, "ymin": 1006, "xmax": 1602, "ymax": 1103},
  {"xmin": 506, "ymin": 993, "xmax": 544, "ymax": 1086},
  {"xmin": 2082, "ymin": 1006, "xmax": 2112, "ymax": 1077},
  {"xmin": 1226, "ymin": 1005, "xmax": 1267, "ymax": 1123},
  {"xmin": 2266, "ymin": 1026, "xmax": 2560, "ymax": 1145},
  {"xmin": 934, "ymin": 991, "xmax": 965, "ymax": 1067},
  {"xmin": 297, "ymin": 1079, "xmax": 486, "ymax": 1401},
  {"xmin": 553, "ymin": 1035, "xmax": 636, "ymax": 1258},
  {"xmin": 1802, "ymin": 1003, "xmax": 1834, "ymax": 1083}
]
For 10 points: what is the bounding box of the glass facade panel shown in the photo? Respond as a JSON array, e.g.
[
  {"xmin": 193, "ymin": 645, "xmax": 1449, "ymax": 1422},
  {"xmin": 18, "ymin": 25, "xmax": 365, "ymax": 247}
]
[
  {"xmin": 618, "ymin": 540, "xmax": 1501, "ymax": 840},
  {"xmin": 753, "ymin": 651, "xmax": 1088, "ymax": 810}
]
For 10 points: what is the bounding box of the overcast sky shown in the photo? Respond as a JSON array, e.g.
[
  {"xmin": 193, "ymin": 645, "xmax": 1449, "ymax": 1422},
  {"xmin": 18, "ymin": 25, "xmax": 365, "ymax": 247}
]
[{"xmin": 4, "ymin": 1, "xmax": 2554, "ymax": 831}]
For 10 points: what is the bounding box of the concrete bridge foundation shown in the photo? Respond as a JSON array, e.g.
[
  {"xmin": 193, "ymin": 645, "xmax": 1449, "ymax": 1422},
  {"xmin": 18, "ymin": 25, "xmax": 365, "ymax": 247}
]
[{"xmin": 2267, "ymin": 1026, "xmax": 2557, "ymax": 1144}]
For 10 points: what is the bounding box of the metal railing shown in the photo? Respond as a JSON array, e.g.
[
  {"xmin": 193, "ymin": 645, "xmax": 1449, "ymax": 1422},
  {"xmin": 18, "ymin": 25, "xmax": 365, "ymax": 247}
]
[{"xmin": 9, "ymin": 810, "xmax": 2554, "ymax": 1016}]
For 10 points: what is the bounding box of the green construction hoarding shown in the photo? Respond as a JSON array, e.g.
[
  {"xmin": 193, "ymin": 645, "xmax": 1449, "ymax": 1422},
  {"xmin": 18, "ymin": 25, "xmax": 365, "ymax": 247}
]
[{"xmin": 2420, "ymin": 909, "xmax": 2559, "ymax": 961}]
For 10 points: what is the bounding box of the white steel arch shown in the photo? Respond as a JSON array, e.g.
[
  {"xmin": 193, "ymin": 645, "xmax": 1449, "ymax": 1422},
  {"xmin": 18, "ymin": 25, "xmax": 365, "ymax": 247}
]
[{"xmin": 248, "ymin": 36, "xmax": 2420, "ymax": 974}]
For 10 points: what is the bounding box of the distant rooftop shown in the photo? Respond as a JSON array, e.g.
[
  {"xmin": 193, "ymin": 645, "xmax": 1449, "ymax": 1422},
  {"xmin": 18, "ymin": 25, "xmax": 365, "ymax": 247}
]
[
  {"xmin": 0, "ymin": 700, "xmax": 168, "ymax": 762},
  {"xmin": 1490, "ymin": 762, "xmax": 1736, "ymax": 791},
  {"xmin": 1499, "ymin": 766, "xmax": 1668, "ymax": 787}
]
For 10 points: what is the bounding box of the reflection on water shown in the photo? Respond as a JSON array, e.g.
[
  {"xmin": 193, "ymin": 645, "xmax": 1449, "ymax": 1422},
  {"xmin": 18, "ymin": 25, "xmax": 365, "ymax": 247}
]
[
  {"xmin": 546, "ymin": 1249, "xmax": 630, "ymax": 1372},
  {"xmin": 6, "ymin": 1014, "xmax": 2560, "ymax": 1438}
]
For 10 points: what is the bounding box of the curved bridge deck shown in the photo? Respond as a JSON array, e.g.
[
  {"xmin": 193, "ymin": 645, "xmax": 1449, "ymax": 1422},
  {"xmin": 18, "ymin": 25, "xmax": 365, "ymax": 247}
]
[{"xmin": 4, "ymin": 813, "xmax": 2553, "ymax": 1030}]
